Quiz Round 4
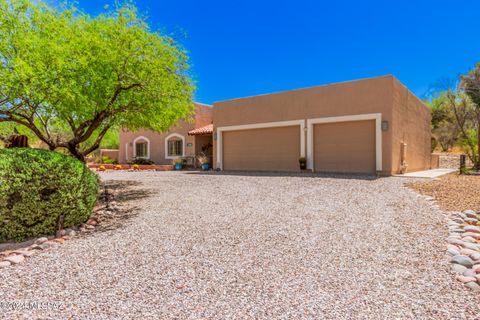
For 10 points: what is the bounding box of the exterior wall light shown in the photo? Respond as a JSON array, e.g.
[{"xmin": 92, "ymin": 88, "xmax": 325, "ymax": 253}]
[{"xmin": 381, "ymin": 121, "xmax": 389, "ymax": 131}]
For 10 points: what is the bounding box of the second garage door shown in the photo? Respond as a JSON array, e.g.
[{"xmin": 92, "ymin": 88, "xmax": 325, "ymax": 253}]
[
  {"xmin": 223, "ymin": 126, "xmax": 300, "ymax": 171},
  {"xmin": 313, "ymin": 120, "xmax": 376, "ymax": 174}
]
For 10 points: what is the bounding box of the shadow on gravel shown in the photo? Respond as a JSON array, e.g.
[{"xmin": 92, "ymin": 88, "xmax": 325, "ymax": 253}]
[
  {"xmin": 91, "ymin": 180, "xmax": 153, "ymax": 233},
  {"xmin": 185, "ymin": 170, "xmax": 380, "ymax": 181},
  {"xmin": 102, "ymin": 180, "xmax": 152, "ymax": 203}
]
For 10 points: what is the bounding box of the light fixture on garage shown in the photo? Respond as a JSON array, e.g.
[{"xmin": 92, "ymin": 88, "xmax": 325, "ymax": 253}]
[
  {"xmin": 213, "ymin": 132, "xmax": 217, "ymax": 141},
  {"xmin": 381, "ymin": 121, "xmax": 389, "ymax": 131}
]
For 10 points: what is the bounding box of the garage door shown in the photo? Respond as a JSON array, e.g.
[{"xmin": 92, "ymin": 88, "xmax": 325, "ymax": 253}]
[
  {"xmin": 223, "ymin": 126, "xmax": 300, "ymax": 171},
  {"xmin": 313, "ymin": 120, "xmax": 376, "ymax": 174}
]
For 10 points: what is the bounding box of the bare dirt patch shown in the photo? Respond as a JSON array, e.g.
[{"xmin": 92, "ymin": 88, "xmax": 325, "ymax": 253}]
[{"xmin": 407, "ymin": 173, "xmax": 480, "ymax": 211}]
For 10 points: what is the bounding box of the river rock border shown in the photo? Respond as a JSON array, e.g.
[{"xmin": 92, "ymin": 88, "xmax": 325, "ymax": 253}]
[
  {"xmin": 447, "ymin": 210, "xmax": 480, "ymax": 291},
  {"xmin": 0, "ymin": 184, "xmax": 118, "ymax": 269}
]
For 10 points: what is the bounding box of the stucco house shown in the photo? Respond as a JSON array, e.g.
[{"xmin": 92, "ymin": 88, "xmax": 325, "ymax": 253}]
[
  {"xmin": 119, "ymin": 75, "xmax": 434, "ymax": 175},
  {"xmin": 213, "ymin": 75, "xmax": 432, "ymax": 175},
  {"xmin": 118, "ymin": 102, "xmax": 213, "ymax": 165}
]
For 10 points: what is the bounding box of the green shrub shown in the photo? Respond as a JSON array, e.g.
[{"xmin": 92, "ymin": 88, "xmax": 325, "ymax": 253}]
[
  {"xmin": 129, "ymin": 157, "xmax": 155, "ymax": 165},
  {"xmin": 0, "ymin": 148, "xmax": 99, "ymax": 242},
  {"xmin": 101, "ymin": 155, "xmax": 118, "ymax": 165}
]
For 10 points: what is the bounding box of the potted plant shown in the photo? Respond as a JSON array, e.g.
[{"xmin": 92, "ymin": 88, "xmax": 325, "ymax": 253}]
[
  {"xmin": 299, "ymin": 157, "xmax": 307, "ymax": 170},
  {"xmin": 172, "ymin": 158, "xmax": 183, "ymax": 170},
  {"xmin": 197, "ymin": 153, "xmax": 210, "ymax": 171}
]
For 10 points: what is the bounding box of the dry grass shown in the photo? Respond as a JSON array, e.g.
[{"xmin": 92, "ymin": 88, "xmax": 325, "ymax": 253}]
[{"xmin": 407, "ymin": 173, "xmax": 480, "ymax": 212}]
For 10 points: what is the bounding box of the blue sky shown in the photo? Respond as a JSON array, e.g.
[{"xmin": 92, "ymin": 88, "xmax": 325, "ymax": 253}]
[{"xmin": 74, "ymin": 0, "xmax": 480, "ymax": 104}]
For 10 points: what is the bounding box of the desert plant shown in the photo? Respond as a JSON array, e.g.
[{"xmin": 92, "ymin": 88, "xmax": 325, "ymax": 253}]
[
  {"xmin": 171, "ymin": 158, "xmax": 184, "ymax": 165},
  {"xmin": 132, "ymin": 164, "xmax": 140, "ymax": 171},
  {"xmin": 0, "ymin": 148, "xmax": 98, "ymax": 242},
  {"xmin": 196, "ymin": 153, "xmax": 209, "ymax": 165}
]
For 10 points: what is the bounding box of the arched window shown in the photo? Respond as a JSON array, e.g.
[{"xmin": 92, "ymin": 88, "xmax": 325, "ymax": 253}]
[
  {"xmin": 165, "ymin": 133, "xmax": 185, "ymax": 159},
  {"xmin": 133, "ymin": 136, "xmax": 150, "ymax": 159}
]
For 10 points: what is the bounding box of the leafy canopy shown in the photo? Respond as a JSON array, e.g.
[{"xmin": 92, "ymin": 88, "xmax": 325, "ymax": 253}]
[{"xmin": 0, "ymin": 0, "xmax": 195, "ymax": 160}]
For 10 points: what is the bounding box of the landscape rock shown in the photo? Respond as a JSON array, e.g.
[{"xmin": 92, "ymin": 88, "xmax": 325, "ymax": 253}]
[
  {"xmin": 86, "ymin": 218, "xmax": 97, "ymax": 226},
  {"xmin": 460, "ymin": 248, "xmax": 476, "ymax": 256},
  {"xmin": 464, "ymin": 225, "xmax": 480, "ymax": 233},
  {"xmin": 461, "ymin": 236, "xmax": 477, "ymax": 243},
  {"xmin": 465, "ymin": 282, "xmax": 480, "ymax": 291},
  {"xmin": 448, "ymin": 248, "xmax": 460, "ymax": 256},
  {"xmin": 456, "ymin": 275, "xmax": 476, "ymax": 283},
  {"xmin": 471, "ymin": 252, "xmax": 480, "ymax": 261},
  {"xmin": 464, "ymin": 210, "xmax": 478, "ymax": 218},
  {"xmin": 451, "ymin": 255, "xmax": 474, "ymax": 268},
  {"xmin": 465, "ymin": 218, "xmax": 478, "ymax": 224},
  {"xmin": 38, "ymin": 242, "xmax": 54, "ymax": 250},
  {"xmin": 451, "ymin": 264, "xmax": 468, "ymax": 274},
  {"xmin": 472, "ymin": 264, "xmax": 480, "ymax": 273},
  {"xmin": 463, "ymin": 269, "xmax": 476, "ymax": 278},
  {"xmin": 449, "ymin": 228, "xmax": 464, "ymax": 233},
  {"xmin": 462, "ymin": 232, "xmax": 480, "ymax": 239},
  {"xmin": 65, "ymin": 228, "xmax": 76, "ymax": 236},
  {"xmin": 0, "ymin": 261, "xmax": 11, "ymax": 268},
  {"xmin": 452, "ymin": 218, "xmax": 464, "ymax": 224},
  {"xmin": 35, "ymin": 237, "xmax": 48, "ymax": 245},
  {"xmin": 13, "ymin": 250, "xmax": 34, "ymax": 257},
  {"xmin": 463, "ymin": 242, "xmax": 480, "ymax": 251},
  {"xmin": 447, "ymin": 238, "xmax": 464, "ymax": 246},
  {"xmin": 4, "ymin": 255, "xmax": 25, "ymax": 264}
]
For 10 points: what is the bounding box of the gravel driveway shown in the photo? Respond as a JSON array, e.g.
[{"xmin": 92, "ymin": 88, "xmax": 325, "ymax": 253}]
[{"xmin": 0, "ymin": 171, "xmax": 477, "ymax": 319}]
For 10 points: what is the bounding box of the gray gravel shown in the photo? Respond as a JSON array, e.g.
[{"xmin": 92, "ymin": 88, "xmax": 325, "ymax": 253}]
[{"xmin": 0, "ymin": 171, "xmax": 477, "ymax": 319}]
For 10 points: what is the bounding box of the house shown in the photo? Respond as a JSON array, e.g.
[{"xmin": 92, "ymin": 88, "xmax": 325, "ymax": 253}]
[
  {"xmin": 119, "ymin": 75, "xmax": 433, "ymax": 175},
  {"xmin": 118, "ymin": 102, "xmax": 213, "ymax": 165},
  {"xmin": 213, "ymin": 75, "xmax": 432, "ymax": 175}
]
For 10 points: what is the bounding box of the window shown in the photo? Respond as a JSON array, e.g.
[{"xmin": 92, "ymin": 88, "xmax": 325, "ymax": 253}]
[
  {"xmin": 135, "ymin": 141, "xmax": 148, "ymax": 158},
  {"xmin": 165, "ymin": 133, "xmax": 185, "ymax": 159},
  {"xmin": 168, "ymin": 138, "xmax": 183, "ymax": 157}
]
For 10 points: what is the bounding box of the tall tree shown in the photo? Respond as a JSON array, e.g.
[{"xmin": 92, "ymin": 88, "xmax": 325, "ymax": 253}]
[
  {"xmin": 461, "ymin": 64, "xmax": 480, "ymax": 170},
  {"xmin": 428, "ymin": 93, "xmax": 460, "ymax": 152},
  {"xmin": 0, "ymin": 0, "xmax": 194, "ymax": 161}
]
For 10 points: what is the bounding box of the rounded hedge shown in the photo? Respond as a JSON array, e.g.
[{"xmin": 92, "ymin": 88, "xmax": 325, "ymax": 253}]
[{"xmin": 0, "ymin": 148, "xmax": 99, "ymax": 242}]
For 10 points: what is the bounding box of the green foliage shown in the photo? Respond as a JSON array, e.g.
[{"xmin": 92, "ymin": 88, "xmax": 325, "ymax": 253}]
[
  {"xmin": 0, "ymin": 148, "xmax": 99, "ymax": 242},
  {"xmin": 461, "ymin": 64, "xmax": 480, "ymax": 170},
  {"xmin": 0, "ymin": 0, "xmax": 194, "ymax": 161},
  {"xmin": 99, "ymin": 130, "xmax": 119, "ymax": 150},
  {"xmin": 101, "ymin": 155, "xmax": 118, "ymax": 165},
  {"xmin": 427, "ymin": 93, "xmax": 460, "ymax": 152}
]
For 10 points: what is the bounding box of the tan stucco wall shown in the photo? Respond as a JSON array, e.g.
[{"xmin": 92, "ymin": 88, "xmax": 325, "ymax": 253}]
[
  {"xmin": 118, "ymin": 103, "xmax": 213, "ymax": 164},
  {"xmin": 391, "ymin": 78, "xmax": 432, "ymax": 173},
  {"xmin": 213, "ymin": 75, "xmax": 432, "ymax": 175},
  {"xmin": 213, "ymin": 75, "xmax": 394, "ymax": 174}
]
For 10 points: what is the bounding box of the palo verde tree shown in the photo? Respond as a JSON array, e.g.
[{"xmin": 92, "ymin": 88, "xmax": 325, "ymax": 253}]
[
  {"xmin": 0, "ymin": 0, "xmax": 194, "ymax": 161},
  {"xmin": 461, "ymin": 64, "xmax": 480, "ymax": 171}
]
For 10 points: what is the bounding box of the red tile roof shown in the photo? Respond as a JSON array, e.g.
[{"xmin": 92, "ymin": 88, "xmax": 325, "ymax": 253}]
[{"xmin": 188, "ymin": 124, "xmax": 213, "ymax": 136}]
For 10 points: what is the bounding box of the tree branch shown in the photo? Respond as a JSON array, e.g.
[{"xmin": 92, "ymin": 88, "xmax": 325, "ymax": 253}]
[{"xmin": 81, "ymin": 125, "xmax": 112, "ymax": 156}]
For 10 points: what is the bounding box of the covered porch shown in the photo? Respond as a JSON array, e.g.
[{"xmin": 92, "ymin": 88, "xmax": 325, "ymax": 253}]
[{"xmin": 188, "ymin": 124, "xmax": 213, "ymax": 167}]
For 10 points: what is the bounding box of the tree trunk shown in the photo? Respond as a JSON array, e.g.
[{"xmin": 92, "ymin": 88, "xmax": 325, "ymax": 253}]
[{"xmin": 67, "ymin": 143, "xmax": 86, "ymax": 162}]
